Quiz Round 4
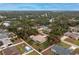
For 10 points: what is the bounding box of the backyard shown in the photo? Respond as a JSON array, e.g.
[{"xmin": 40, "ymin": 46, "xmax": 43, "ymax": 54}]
[{"xmin": 26, "ymin": 39, "xmax": 52, "ymax": 52}]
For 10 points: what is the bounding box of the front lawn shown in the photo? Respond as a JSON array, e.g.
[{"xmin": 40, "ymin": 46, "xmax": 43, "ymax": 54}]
[{"xmin": 65, "ymin": 38, "xmax": 79, "ymax": 46}]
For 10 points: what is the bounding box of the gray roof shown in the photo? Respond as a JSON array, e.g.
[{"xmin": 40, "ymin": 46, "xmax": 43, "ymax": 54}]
[
  {"xmin": 0, "ymin": 31, "xmax": 12, "ymax": 47},
  {"xmin": 64, "ymin": 32, "xmax": 79, "ymax": 40},
  {"xmin": 51, "ymin": 45, "xmax": 72, "ymax": 55},
  {"xmin": 0, "ymin": 32, "xmax": 9, "ymax": 39}
]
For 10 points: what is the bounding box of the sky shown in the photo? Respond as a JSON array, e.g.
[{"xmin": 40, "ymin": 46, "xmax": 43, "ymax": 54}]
[{"xmin": 0, "ymin": 3, "xmax": 79, "ymax": 11}]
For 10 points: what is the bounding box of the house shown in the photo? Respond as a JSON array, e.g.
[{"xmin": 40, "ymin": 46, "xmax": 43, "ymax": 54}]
[
  {"xmin": 51, "ymin": 45, "xmax": 72, "ymax": 55},
  {"xmin": 3, "ymin": 21, "xmax": 11, "ymax": 27},
  {"xmin": 69, "ymin": 25, "xmax": 79, "ymax": 32},
  {"xmin": 0, "ymin": 31, "xmax": 13, "ymax": 49},
  {"xmin": 30, "ymin": 34, "xmax": 47, "ymax": 43},
  {"xmin": 0, "ymin": 15, "xmax": 6, "ymax": 18},
  {"xmin": 64, "ymin": 32, "xmax": 79, "ymax": 40},
  {"xmin": 37, "ymin": 26, "xmax": 51, "ymax": 34},
  {"xmin": 49, "ymin": 18, "xmax": 55, "ymax": 23}
]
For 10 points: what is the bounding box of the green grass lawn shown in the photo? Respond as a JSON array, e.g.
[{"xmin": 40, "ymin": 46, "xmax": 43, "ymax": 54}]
[
  {"xmin": 72, "ymin": 40, "xmax": 79, "ymax": 46},
  {"xmin": 65, "ymin": 38, "xmax": 79, "ymax": 46}
]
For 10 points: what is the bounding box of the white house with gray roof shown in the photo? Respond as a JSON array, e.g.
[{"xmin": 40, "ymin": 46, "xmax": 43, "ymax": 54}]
[{"xmin": 0, "ymin": 31, "xmax": 13, "ymax": 50}]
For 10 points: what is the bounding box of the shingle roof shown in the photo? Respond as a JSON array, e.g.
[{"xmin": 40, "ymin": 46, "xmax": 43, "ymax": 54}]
[
  {"xmin": 64, "ymin": 32, "xmax": 79, "ymax": 40},
  {"xmin": 51, "ymin": 45, "xmax": 72, "ymax": 55}
]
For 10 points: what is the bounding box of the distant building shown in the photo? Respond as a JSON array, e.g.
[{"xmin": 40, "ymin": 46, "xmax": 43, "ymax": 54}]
[
  {"xmin": 0, "ymin": 31, "xmax": 13, "ymax": 49},
  {"xmin": 3, "ymin": 21, "xmax": 11, "ymax": 27},
  {"xmin": 0, "ymin": 15, "xmax": 6, "ymax": 18},
  {"xmin": 49, "ymin": 18, "xmax": 55, "ymax": 23},
  {"xmin": 37, "ymin": 25, "xmax": 51, "ymax": 34},
  {"xmin": 64, "ymin": 32, "xmax": 79, "ymax": 40},
  {"xmin": 51, "ymin": 45, "xmax": 72, "ymax": 55},
  {"xmin": 30, "ymin": 34, "xmax": 47, "ymax": 43},
  {"xmin": 69, "ymin": 25, "xmax": 79, "ymax": 32}
]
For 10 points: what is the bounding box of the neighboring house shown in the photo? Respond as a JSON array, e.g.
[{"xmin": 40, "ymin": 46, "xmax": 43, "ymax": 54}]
[
  {"xmin": 69, "ymin": 25, "xmax": 79, "ymax": 32},
  {"xmin": 49, "ymin": 18, "xmax": 55, "ymax": 23},
  {"xmin": 0, "ymin": 15, "xmax": 6, "ymax": 18},
  {"xmin": 0, "ymin": 32, "xmax": 13, "ymax": 49},
  {"xmin": 3, "ymin": 21, "xmax": 11, "ymax": 27},
  {"xmin": 8, "ymin": 32, "xmax": 17, "ymax": 39},
  {"xmin": 30, "ymin": 34, "xmax": 47, "ymax": 43},
  {"xmin": 51, "ymin": 45, "xmax": 72, "ymax": 55},
  {"xmin": 37, "ymin": 25, "xmax": 51, "ymax": 34},
  {"xmin": 64, "ymin": 32, "xmax": 79, "ymax": 40}
]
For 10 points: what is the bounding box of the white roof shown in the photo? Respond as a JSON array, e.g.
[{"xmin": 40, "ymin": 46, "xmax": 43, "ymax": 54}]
[
  {"xmin": 3, "ymin": 23, "xmax": 10, "ymax": 27},
  {"xmin": 25, "ymin": 46, "xmax": 32, "ymax": 51},
  {"xmin": 3, "ymin": 21, "xmax": 11, "ymax": 27},
  {"xmin": 69, "ymin": 46, "xmax": 77, "ymax": 50}
]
